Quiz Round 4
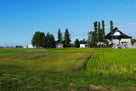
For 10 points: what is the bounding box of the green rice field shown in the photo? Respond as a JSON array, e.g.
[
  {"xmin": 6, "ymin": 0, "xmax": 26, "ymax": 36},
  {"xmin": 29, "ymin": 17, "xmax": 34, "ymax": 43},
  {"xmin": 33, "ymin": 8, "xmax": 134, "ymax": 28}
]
[{"xmin": 0, "ymin": 48, "xmax": 136, "ymax": 91}]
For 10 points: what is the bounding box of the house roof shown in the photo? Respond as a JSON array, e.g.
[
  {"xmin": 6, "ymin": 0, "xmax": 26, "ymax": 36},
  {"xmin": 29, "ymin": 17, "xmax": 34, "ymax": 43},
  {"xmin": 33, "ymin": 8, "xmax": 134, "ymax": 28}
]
[{"xmin": 105, "ymin": 27, "xmax": 132, "ymax": 39}]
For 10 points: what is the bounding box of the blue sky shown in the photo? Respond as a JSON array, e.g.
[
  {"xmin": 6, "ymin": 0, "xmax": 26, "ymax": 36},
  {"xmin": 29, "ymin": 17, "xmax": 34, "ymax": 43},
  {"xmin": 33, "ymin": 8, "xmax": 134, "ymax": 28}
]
[{"xmin": 0, "ymin": 0, "xmax": 136, "ymax": 46}]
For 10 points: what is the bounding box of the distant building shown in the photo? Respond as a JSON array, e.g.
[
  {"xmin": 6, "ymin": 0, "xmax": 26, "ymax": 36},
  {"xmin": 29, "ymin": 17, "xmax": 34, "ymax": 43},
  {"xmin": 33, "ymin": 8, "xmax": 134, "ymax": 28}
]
[
  {"xmin": 15, "ymin": 45, "xmax": 23, "ymax": 48},
  {"xmin": 24, "ymin": 44, "xmax": 36, "ymax": 48},
  {"xmin": 56, "ymin": 43, "xmax": 64, "ymax": 48},
  {"xmin": 80, "ymin": 44, "xmax": 88, "ymax": 48},
  {"xmin": 105, "ymin": 27, "xmax": 132, "ymax": 48}
]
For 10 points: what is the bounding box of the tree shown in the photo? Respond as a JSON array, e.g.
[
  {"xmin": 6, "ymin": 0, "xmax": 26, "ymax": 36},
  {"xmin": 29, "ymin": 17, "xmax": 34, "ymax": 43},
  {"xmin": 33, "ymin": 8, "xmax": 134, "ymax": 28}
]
[
  {"xmin": 110, "ymin": 20, "xmax": 114, "ymax": 33},
  {"xmin": 57, "ymin": 29, "xmax": 63, "ymax": 43},
  {"xmin": 45, "ymin": 32, "xmax": 50, "ymax": 48},
  {"xmin": 64, "ymin": 29, "xmax": 71, "ymax": 47},
  {"xmin": 131, "ymin": 39, "xmax": 136, "ymax": 45},
  {"xmin": 41, "ymin": 32, "xmax": 46, "ymax": 48},
  {"xmin": 74, "ymin": 38, "xmax": 80, "ymax": 48},
  {"xmin": 49, "ymin": 34, "xmax": 56, "ymax": 48},
  {"xmin": 93, "ymin": 21, "xmax": 98, "ymax": 42},
  {"xmin": 99, "ymin": 29, "xmax": 104, "ymax": 44},
  {"xmin": 32, "ymin": 31, "xmax": 46, "ymax": 48},
  {"xmin": 93, "ymin": 31, "xmax": 97, "ymax": 47},
  {"xmin": 80, "ymin": 38, "xmax": 87, "ymax": 44},
  {"xmin": 101, "ymin": 20, "xmax": 105, "ymax": 37},
  {"xmin": 97, "ymin": 21, "xmax": 105, "ymax": 43},
  {"xmin": 32, "ymin": 31, "xmax": 40, "ymax": 48},
  {"xmin": 46, "ymin": 32, "xmax": 56, "ymax": 48},
  {"xmin": 93, "ymin": 21, "xmax": 98, "ymax": 32},
  {"xmin": 97, "ymin": 22, "xmax": 101, "ymax": 42},
  {"xmin": 88, "ymin": 21, "xmax": 98, "ymax": 47},
  {"xmin": 88, "ymin": 31, "xmax": 92, "ymax": 46},
  {"xmin": 88, "ymin": 31, "xmax": 97, "ymax": 47}
]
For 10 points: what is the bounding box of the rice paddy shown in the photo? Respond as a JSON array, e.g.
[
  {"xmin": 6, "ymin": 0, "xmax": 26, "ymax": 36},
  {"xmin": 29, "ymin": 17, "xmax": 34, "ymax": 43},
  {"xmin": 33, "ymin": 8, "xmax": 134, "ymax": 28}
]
[{"xmin": 0, "ymin": 48, "xmax": 136, "ymax": 91}]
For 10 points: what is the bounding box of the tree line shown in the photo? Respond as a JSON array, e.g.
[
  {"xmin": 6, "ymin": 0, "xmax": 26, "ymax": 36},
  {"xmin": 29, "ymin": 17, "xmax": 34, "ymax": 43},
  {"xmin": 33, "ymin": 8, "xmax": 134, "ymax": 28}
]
[
  {"xmin": 88, "ymin": 20, "xmax": 114, "ymax": 47},
  {"xmin": 31, "ymin": 20, "xmax": 116, "ymax": 48},
  {"xmin": 32, "ymin": 29, "xmax": 71, "ymax": 48}
]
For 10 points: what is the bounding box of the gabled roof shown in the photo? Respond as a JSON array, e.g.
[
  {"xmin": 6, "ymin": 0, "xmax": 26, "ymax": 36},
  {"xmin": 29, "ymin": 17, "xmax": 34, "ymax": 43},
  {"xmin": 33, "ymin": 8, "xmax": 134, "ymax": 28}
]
[{"xmin": 105, "ymin": 27, "xmax": 132, "ymax": 39}]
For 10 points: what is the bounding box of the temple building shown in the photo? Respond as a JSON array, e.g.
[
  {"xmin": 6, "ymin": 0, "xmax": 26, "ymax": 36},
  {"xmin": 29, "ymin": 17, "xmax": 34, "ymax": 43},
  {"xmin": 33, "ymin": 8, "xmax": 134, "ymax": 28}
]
[{"xmin": 105, "ymin": 27, "xmax": 132, "ymax": 48}]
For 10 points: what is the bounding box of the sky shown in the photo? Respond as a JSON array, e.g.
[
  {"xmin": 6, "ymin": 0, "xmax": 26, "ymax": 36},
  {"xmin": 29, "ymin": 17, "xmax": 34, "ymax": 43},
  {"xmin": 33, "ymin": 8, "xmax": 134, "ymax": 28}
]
[{"xmin": 0, "ymin": 0, "xmax": 136, "ymax": 46}]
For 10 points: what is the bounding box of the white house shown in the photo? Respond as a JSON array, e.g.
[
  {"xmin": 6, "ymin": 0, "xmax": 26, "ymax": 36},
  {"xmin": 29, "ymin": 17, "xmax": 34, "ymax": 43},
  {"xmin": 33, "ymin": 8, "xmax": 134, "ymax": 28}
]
[
  {"xmin": 105, "ymin": 27, "xmax": 132, "ymax": 48},
  {"xmin": 56, "ymin": 43, "xmax": 64, "ymax": 48}
]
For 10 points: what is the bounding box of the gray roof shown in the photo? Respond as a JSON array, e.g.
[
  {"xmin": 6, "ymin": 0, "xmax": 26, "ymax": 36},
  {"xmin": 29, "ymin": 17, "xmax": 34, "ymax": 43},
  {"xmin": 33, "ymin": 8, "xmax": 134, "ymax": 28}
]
[{"xmin": 105, "ymin": 27, "xmax": 132, "ymax": 40}]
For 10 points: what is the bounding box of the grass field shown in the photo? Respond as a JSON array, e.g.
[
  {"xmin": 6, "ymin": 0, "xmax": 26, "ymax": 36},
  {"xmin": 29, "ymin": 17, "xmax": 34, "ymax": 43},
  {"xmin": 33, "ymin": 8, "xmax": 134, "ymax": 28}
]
[{"xmin": 0, "ymin": 48, "xmax": 136, "ymax": 91}]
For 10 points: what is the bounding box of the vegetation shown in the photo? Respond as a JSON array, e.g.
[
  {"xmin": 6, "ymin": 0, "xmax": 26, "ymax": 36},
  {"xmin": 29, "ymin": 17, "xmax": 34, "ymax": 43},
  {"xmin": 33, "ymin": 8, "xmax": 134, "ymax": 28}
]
[
  {"xmin": 45, "ymin": 32, "xmax": 56, "ymax": 48},
  {"xmin": 57, "ymin": 29, "xmax": 63, "ymax": 43},
  {"xmin": 32, "ymin": 32, "xmax": 56, "ymax": 48},
  {"xmin": 101, "ymin": 20, "xmax": 105, "ymax": 36},
  {"xmin": 64, "ymin": 29, "xmax": 71, "ymax": 47},
  {"xmin": 79, "ymin": 38, "xmax": 87, "ymax": 44},
  {"xmin": 74, "ymin": 38, "xmax": 80, "ymax": 48},
  {"xmin": 31, "ymin": 20, "xmax": 116, "ymax": 48},
  {"xmin": 131, "ymin": 38, "xmax": 136, "ymax": 45},
  {"xmin": 97, "ymin": 21, "xmax": 105, "ymax": 43},
  {"xmin": 110, "ymin": 20, "xmax": 114, "ymax": 33},
  {"xmin": 74, "ymin": 38, "xmax": 87, "ymax": 48},
  {"xmin": 88, "ymin": 31, "xmax": 97, "ymax": 47},
  {"xmin": 0, "ymin": 48, "xmax": 136, "ymax": 91},
  {"xmin": 32, "ymin": 31, "xmax": 46, "ymax": 48},
  {"xmin": 88, "ymin": 20, "xmax": 106, "ymax": 47},
  {"xmin": 88, "ymin": 20, "xmax": 115, "ymax": 47},
  {"xmin": 32, "ymin": 29, "xmax": 72, "ymax": 48}
]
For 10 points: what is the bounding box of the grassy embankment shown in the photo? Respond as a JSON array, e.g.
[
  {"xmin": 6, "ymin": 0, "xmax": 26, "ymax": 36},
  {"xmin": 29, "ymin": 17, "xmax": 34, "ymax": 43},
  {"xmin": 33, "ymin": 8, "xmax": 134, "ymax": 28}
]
[{"xmin": 0, "ymin": 48, "xmax": 136, "ymax": 91}]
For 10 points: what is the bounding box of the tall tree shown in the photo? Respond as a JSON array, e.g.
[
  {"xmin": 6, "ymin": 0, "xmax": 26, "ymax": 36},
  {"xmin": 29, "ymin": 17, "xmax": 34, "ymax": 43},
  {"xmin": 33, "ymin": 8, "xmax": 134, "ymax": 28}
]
[
  {"xmin": 32, "ymin": 31, "xmax": 45, "ymax": 48},
  {"xmin": 101, "ymin": 20, "xmax": 105, "ymax": 36},
  {"xmin": 74, "ymin": 38, "xmax": 80, "ymax": 48},
  {"xmin": 48, "ymin": 34, "xmax": 56, "ymax": 48},
  {"xmin": 93, "ymin": 21, "xmax": 98, "ymax": 41},
  {"xmin": 46, "ymin": 32, "xmax": 56, "ymax": 48},
  {"xmin": 45, "ymin": 32, "xmax": 50, "ymax": 48},
  {"xmin": 131, "ymin": 39, "xmax": 136, "ymax": 45},
  {"xmin": 80, "ymin": 38, "xmax": 87, "ymax": 44},
  {"xmin": 88, "ymin": 31, "xmax": 97, "ymax": 47},
  {"xmin": 88, "ymin": 31, "xmax": 92, "ymax": 46},
  {"xmin": 57, "ymin": 29, "xmax": 63, "ymax": 43},
  {"xmin": 93, "ymin": 21, "xmax": 98, "ymax": 32},
  {"xmin": 41, "ymin": 32, "xmax": 46, "ymax": 48},
  {"xmin": 110, "ymin": 20, "xmax": 114, "ymax": 33},
  {"xmin": 97, "ymin": 22, "xmax": 101, "ymax": 42},
  {"xmin": 64, "ymin": 29, "xmax": 71, "ymax": 47},
  {"xmin": 99, "ymin": 29, "xmax": 104, "ymax": 42}
]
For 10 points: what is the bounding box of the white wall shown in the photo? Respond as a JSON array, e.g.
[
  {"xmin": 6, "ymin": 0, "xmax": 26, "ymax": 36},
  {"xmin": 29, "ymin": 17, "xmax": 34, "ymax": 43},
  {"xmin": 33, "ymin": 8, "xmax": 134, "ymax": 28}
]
[
  {"xmin": 24, "ymin": 44, "xmax": 36, "ymax": 48},
  {"xmin": 80, "ymin": 44, "xmax": 86, "ymax": 48},
  {"xmin": 120, "ymin": 39, "xmax": 131, "ymax": 44},
  {"xmin": 112, "ymin": 39, "xmax": 120, "ymax": 44},
  {"xmin": 108, "ymin": 38, "xmax": 131, "ymax": 45},
  {"xmin": 107, "ymin": 38, "xmax": 132, "ymax": 48},
  {"xmin": 56, "ymin": 44, "xmax": 63, "ymax": 48}
]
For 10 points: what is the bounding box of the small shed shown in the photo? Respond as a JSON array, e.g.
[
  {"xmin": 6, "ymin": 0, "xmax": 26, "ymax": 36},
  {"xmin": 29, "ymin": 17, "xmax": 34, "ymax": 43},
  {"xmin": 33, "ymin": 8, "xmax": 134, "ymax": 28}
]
[
  {"xmin": 56, "ymin": 43, "xmax": 64, "ymax": 48},
  {"xmin": 80, "ymin": 44, "xmax": 88, "ymax": 48}
]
